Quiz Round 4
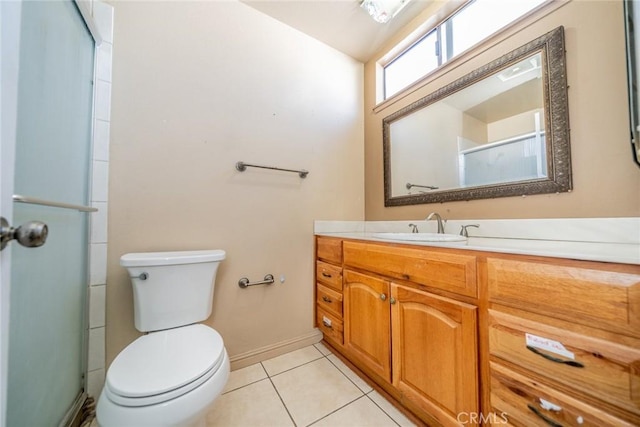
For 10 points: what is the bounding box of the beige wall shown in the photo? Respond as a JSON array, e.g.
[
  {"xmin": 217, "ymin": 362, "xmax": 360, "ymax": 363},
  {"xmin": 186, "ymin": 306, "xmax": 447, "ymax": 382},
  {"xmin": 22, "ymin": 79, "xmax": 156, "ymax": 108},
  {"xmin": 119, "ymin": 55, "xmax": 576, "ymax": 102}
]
[
  {"xmin": 365, "ymin": 0, "xmax": 640, "ymax": 220},
  {"xmin": 106, "ymin": 1, "xmax": 364, "ymax": 366}
]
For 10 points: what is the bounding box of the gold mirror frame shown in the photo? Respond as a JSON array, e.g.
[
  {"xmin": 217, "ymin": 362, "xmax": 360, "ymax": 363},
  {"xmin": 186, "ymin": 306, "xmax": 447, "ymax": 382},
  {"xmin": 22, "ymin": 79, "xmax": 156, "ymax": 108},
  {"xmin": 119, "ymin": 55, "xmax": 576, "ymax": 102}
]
[{"xmin": 383, "ymin": 26, "xmax": 571, "ymax": 206}]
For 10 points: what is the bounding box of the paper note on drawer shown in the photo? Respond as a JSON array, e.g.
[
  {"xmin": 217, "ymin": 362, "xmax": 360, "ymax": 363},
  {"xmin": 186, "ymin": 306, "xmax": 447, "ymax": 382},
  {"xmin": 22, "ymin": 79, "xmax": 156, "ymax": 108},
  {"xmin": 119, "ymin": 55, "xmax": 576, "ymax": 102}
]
[
  {"xmin": 322, "ymin": 316, "xmax": 332, "ymax": 327},
  {"xmin": 525, "ymin": 333, "xmax": 575, "ymax": 359},
  {"xmin": 539, "ymin": 398, "xmax": 562, "ymax": 412}
]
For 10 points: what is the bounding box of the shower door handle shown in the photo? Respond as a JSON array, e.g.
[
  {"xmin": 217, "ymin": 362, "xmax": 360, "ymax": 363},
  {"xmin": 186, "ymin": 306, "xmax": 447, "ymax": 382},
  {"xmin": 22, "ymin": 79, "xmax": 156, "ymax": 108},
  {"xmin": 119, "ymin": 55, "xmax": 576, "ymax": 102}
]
[{"xmin": 1, "ymin": 217, "xmax": 48, "ymax": 251}]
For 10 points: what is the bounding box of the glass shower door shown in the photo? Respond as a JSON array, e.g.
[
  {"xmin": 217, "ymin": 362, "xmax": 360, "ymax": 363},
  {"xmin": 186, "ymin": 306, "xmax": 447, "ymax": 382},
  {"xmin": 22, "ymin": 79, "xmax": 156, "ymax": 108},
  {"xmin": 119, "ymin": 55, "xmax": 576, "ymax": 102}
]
[{"xmin": 6, "ymin": 1, "xmax": 95, "ymax": 425}]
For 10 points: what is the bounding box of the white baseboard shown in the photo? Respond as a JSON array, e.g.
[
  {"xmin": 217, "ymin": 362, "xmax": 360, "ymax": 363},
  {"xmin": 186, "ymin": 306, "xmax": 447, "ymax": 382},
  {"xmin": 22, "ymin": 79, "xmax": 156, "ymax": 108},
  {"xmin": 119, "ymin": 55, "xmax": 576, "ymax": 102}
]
[{"xmin": 229, "ymin": 328, "xmax": 323, "ymax": 371}]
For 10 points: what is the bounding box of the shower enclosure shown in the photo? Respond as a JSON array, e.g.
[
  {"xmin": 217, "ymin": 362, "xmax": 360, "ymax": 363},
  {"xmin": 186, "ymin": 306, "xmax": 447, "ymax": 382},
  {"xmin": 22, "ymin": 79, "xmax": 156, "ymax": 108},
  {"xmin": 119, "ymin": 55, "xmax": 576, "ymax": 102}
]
[{"xmin": 1, "ymin": 1, "xmax": 104, "ymax": 425}]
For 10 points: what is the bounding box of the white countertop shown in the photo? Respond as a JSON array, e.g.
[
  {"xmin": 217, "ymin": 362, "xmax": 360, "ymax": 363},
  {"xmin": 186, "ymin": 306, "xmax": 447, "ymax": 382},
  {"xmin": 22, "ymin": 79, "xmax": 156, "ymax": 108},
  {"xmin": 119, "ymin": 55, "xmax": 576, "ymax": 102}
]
[{"xmin": 315, "ymin": 218, "xmax": 640, "ymax": 265}]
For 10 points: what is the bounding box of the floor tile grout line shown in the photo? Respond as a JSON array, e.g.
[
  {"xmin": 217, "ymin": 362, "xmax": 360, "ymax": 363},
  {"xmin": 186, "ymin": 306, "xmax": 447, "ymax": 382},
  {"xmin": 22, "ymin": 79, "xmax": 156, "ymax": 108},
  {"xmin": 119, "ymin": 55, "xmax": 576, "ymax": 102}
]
[
  {"xmin": 265, "ymin": 354, "xmax": 326, "ymax": 379},
  {"xmin": 313, "ymin": 343, "xmax": 332, "ymax": 357},
  {"xmin": 221, "ymin": 362, "xmax": 270, "ymax": 395},
  {"xmin": 221, "ymin": 377, "xmax": 268, "ymax": 395},
  {"xmin": 262, "ymin": 350, "xmax": 336, "ymax": 426},
  {"xmin": 314, "ymin": 353, "xmax": 400, "ymax": 426},
  {"xmin": 320, "ymin": 348, "xmax": 404, "ymax": 426},
  {"xmin": 263, "ymin": 348, "xmax": 364, "ymax": 427},
  {"xmin": 277, "ymin": 351, "xmax": 372, "ymax": 427},
  {"xmin": 364, "ymin": 391, "xmax": 403, "ymax": 427},
  {"xmin": 304, "ymin": 394, "xmax": 369, "ymax": 427},
  {"xmin": 325, "ymin": 353, "xmax": 373, "ymax": 394},
  {"xmin": 263, "ymin": 361, "xmax": 299, "ymax": 427},
  {"xmin": 218, "ymin": 350, "xmax": 404, "ymax": 427},
  {"xmin": 222, "ymin": 349, "xmax": 326, "ymax": 396}
]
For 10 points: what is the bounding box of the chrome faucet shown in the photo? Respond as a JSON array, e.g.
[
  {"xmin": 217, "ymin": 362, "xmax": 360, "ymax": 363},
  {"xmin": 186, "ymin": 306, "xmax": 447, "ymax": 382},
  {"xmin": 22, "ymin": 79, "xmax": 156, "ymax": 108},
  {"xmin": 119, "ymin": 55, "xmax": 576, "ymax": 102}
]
[
  {"xmin": 426, "ymin": 212, "xmax": 446, "ymax": 234},
  {"xmin": 408, "ymin": 223, "xmax": 419, "ymax": 233},
  {"xmin": 459, "ymin": 224, "xmax": 479, "ymax": 237}
]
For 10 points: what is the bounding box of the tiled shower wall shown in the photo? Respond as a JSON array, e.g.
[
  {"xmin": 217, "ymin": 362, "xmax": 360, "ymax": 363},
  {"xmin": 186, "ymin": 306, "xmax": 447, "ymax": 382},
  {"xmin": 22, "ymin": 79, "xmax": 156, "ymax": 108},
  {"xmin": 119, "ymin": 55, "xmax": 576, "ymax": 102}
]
[{"xmin": 86, "ymin": 0, "xmax": 113, "ymax": 399}]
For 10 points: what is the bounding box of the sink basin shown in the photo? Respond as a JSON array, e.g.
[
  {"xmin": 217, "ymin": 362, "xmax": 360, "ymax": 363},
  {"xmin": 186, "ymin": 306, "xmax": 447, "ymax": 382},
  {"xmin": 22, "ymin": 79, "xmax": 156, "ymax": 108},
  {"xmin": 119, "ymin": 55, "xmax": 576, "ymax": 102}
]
[{"xmin": 371, "ymin": 232, "xmax": 467, "ymax": 243}]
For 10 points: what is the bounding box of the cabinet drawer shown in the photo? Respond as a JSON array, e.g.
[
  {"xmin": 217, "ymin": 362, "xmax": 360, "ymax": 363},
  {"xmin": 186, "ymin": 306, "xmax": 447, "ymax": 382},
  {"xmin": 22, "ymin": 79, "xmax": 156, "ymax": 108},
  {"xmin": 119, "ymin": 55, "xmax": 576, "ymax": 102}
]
[
  {"xmin": 316, "ymin": 261, "xmax": 343, "ymax": 292},
  {"xmin": 487, "ymin": 258, "xmax": 640, "ymax": 336},
  {"xmin": 343, "ymin": 241, "xmax": 477, "ymax": 297},
  {"xmin": 317, "ymin": 284, "xmax": 343, "ymax": 318},
  {"xmin": 317, "ymin": 236, "xmax": 342, "ymax": 264},
  {"xmin": 489, "ymin": 310, "xmax": 640, "ymax": 416},
  {"xmin": 317, "ymin": 308, "xmax": 343, "ymax": 345},
  {"xmin": 491, "ymin": 362, "xmax": 636, "ymax": 427}
]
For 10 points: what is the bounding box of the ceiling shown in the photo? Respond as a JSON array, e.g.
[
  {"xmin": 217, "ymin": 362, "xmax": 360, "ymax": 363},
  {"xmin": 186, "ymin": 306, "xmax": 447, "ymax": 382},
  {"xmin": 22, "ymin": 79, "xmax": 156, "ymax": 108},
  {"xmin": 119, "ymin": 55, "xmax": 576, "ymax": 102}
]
[{"xmin": 241, "ymin": 0, "xmax": 436, "ymax": 63}]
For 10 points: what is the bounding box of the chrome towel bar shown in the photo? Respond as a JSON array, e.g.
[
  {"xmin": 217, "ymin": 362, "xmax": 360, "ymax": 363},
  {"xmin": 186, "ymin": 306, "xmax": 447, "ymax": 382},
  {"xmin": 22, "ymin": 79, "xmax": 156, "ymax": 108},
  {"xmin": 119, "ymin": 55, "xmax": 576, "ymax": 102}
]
[
  {"xmin": 406, "ymin": 183, "xmax": 438, "ymax": 190},
  {"xmin": 13, "ymin": 194, "xmax": 98, "ymax": 212},
  {"xmin": 236, "ymin": 161, "xmax": 309, "ymax": 178},
  {"xmin": 238, "ymin": 274, "xmax": 275, "ymax": 289}
]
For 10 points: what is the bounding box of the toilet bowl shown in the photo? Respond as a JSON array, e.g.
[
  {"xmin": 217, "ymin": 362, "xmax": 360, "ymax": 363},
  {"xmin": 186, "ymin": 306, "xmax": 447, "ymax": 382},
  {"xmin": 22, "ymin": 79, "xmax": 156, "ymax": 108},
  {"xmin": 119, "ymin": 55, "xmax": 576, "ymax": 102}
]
[{"xmin": 97, "ymin": 250, "xmax": 228, "ymax": 427}]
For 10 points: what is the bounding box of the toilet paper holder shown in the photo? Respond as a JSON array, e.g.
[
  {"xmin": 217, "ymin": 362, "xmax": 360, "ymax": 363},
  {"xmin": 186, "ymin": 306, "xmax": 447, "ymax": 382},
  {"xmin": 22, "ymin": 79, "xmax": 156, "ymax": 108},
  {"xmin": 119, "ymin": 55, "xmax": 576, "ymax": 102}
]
[{"xmin": 238, "ymin": 274, "xmax": 274, "ymax": 288}]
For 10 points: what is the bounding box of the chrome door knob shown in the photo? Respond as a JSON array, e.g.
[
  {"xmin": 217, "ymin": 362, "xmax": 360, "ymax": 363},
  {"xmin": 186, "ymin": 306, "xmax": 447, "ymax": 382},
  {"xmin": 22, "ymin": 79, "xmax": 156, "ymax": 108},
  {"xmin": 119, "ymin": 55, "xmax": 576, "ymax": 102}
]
[{"xmin": 1, "ymin": 217, "xmax": 48, "ymax": 251}]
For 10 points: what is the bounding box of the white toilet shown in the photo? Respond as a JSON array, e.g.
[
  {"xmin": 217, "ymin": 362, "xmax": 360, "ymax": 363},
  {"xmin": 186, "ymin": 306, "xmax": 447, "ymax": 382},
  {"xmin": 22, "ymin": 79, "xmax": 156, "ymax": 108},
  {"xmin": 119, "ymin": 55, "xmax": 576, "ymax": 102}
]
[{"xmin": 97, "ymin": 250, "xmax": 229, "ymax": 427}]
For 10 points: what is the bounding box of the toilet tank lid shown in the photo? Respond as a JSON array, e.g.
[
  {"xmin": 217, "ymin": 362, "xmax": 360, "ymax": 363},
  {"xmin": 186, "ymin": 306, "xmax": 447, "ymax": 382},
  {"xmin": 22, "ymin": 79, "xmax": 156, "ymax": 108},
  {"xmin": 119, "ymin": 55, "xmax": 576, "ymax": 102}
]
[{"xmin": 120, "ymin": 250, "xmax": 226, "ymax": 267}]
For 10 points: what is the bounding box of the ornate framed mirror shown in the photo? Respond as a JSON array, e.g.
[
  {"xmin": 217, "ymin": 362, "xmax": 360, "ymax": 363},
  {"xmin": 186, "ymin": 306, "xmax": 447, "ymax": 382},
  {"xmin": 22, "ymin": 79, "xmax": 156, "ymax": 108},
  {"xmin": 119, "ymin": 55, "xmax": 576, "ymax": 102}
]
[{"xmin": 383, "ymin": 26, "xmax": 571, "ymax": 206}]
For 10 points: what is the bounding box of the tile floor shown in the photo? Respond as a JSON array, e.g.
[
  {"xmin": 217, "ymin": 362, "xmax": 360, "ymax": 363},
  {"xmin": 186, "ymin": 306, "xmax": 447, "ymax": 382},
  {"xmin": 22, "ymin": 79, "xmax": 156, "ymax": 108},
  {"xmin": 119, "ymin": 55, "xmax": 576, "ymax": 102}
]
[{"xmin": 206, "ymin": 343, "xmax": 416, "ymax": 427}]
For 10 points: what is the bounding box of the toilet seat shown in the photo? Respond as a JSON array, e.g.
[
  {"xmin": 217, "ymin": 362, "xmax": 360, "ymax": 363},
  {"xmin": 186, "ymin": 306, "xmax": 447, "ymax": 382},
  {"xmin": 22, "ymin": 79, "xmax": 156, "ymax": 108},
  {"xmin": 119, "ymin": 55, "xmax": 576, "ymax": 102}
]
[{"xmin": 105, "ymin": 324, "xmax": 225, "ymax": 407}]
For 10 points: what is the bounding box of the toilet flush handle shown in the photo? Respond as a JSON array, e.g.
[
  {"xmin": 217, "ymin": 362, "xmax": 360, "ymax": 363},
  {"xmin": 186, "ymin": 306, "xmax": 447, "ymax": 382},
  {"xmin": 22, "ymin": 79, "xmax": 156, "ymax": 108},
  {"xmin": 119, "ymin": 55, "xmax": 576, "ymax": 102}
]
[{"xmin": 131, "ymin": 272, "xmax": 148, "ymax": 280}]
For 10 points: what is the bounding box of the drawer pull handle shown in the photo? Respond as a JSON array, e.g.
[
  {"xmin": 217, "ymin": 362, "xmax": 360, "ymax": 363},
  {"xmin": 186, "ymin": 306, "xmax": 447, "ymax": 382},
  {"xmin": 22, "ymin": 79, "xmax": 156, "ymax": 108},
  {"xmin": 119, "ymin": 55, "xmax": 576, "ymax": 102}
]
[
  {"xmin": 322, "ymin": 272, "xmax": 332, "ymax": 278},
  {"xmin": 322, "ymin": 320, "xmax": 333, "ymax": 329},
  {"xmin": 526, "ymin": 346, "xmax": 584, "ymax": 368},
  {"xmin": 322, "ymin": 296, "xmax": 333, "ymax": 303},
  {"xmin": 527, "ymin": 404, "xmax": 563, "ymax": 427}
]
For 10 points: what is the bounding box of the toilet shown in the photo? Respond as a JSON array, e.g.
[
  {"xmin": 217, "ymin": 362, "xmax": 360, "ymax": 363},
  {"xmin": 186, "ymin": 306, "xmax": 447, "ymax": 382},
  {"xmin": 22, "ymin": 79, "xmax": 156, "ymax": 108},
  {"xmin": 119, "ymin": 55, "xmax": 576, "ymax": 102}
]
[{"xmin": 97, "ymin": 250, "xmax": 229, "ymax": 427}]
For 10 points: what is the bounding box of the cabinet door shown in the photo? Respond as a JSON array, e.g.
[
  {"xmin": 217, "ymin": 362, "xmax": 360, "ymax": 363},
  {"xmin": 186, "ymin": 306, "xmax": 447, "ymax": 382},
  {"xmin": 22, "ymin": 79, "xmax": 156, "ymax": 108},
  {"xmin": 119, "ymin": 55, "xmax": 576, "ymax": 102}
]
[
  {"xmin": 391, "ymin": 283, "xmax": 478, "ymax": 427},
  {"xmin": 343, "ymin": 269, "xmax": 391, "ymax": 382}
]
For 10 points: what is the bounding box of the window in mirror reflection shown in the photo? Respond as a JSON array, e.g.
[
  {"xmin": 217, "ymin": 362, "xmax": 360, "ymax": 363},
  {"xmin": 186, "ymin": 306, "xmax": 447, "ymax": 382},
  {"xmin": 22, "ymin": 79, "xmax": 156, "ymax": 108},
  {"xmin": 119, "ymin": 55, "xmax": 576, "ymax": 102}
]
[
  {"xmin": 391, "ymin": 52, "xmax": 545, "ymax": 196},
  {"xmin": 382, "ymin": 0, "xmax": 547, "ymax": 100}
]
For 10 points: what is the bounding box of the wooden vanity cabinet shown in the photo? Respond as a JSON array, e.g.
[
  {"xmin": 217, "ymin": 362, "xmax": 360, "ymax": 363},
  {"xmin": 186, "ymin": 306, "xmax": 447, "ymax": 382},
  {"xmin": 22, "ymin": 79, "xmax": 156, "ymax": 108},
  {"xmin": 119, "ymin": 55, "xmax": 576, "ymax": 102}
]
[
  {"xmin": 315, "ymin": 237, "xmax": 344, "ymax": 347},
  {"xmin": 317, "ymin": 235, "xmax": 640, "ymax": 426},
  {"xmin": 485, "ymin": 256, "xmax": 640, "ymax": 426},
  {"xmin": 341, "ymin": 241, "xmax": 479, "ymax": 427}
]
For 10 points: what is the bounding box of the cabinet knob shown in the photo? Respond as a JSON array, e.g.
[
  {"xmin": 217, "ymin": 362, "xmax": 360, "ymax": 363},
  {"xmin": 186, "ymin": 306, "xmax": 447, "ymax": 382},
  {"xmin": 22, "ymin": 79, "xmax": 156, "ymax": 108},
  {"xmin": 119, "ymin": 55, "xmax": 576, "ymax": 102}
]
[
  {"xmin": 390, "ymin": 297, "xmax": 396, "ymax": 304},
  {"xmin": 322, "ymin": 296, "xmax": 332, "ymax": 303},
  {"xmin": 380, "ymin": 293, "xmax": 387, "ymax": 301}
]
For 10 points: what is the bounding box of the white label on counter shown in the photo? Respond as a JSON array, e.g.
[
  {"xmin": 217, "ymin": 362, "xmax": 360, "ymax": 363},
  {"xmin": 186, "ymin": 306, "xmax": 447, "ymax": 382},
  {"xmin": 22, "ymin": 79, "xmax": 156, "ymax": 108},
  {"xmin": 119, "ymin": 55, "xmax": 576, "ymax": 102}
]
[{"xmin": 526, "ymin": 333, "xmax": 575, "ymax": 360}]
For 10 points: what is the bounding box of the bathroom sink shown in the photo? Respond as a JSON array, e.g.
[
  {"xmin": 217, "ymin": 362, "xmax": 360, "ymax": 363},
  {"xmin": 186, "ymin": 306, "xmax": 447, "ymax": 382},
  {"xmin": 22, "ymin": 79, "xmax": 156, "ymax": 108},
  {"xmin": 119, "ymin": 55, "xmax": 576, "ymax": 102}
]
[{"xmin": 371, "ymin": 232, "xmax": 467, "ymax": 243}]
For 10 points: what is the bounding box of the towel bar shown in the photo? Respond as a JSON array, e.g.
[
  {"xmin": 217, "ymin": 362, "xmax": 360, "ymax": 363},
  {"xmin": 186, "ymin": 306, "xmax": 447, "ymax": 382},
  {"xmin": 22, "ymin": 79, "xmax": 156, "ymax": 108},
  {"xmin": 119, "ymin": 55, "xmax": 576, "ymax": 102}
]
[
  {"xmin": 238, "ymin": 274, "xmax": 275, "ymax": 288},
  {"xmin": 236, "ymin": 161, "xmax": 309, "ymax": 178}
]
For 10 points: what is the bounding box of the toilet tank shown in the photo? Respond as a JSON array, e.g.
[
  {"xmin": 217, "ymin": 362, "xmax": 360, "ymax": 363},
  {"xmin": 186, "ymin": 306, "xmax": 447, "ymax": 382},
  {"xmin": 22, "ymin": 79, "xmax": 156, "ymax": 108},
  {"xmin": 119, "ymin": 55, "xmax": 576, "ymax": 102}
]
[{"xmin": 121, "ymin": 250, "xmax": 226, "ymax": 332}]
